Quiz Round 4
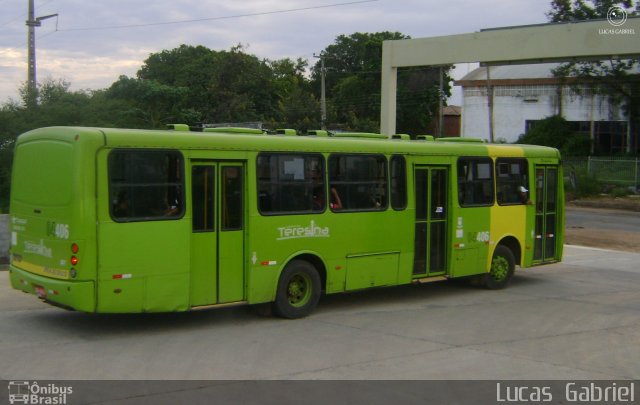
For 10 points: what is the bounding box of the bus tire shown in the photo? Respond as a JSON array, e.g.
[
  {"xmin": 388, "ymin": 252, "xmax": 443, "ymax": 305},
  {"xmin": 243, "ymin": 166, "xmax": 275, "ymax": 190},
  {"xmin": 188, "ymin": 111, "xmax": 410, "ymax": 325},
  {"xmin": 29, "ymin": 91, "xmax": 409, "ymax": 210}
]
[
  {"xmin": 483, "ymin": 245, "xmax": 515, "ymax": 290},
  {"xmin": 273, "ymin": 260, "xmax": 321, "ymax": 319}
]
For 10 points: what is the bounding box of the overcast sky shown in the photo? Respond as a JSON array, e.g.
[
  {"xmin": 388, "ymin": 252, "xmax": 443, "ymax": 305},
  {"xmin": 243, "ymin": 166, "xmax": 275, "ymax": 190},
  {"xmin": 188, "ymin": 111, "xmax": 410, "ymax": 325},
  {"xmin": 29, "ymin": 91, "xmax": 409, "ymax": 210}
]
[{"xmin": 0, "ymin": 0, "xmax": 556, "ymax": 104}]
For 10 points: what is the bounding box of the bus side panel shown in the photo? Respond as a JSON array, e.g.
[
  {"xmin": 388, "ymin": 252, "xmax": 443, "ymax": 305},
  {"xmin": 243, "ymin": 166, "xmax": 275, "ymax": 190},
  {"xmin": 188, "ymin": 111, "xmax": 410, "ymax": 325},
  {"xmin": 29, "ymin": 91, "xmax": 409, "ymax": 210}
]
[
  {"xmin": 345, "ymin": 252, "xmax": 400, "ymax": 290},
  {"xmin": 488, "ymin": 205, "xmax": 527, "ymax": 268},
  {"xmin": 96, "ymin": 219, "xmax": 191, "ymax": 312},
  {"xmin": 96, "ymin": 150, "xmax": 191, "ymax": 313},
  {"xmin": 449, "ymin": 207, "xmax": 491, "ymax": 277}
]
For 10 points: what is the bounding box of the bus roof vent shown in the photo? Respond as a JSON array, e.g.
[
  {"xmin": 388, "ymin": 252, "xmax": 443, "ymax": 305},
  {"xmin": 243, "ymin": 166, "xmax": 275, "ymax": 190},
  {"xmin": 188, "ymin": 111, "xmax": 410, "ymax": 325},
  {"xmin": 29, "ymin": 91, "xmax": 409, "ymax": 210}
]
[
  {"xmin": 276, "ymin": 129, "xmax": 298, "ymax": 136},
  {"xmin": 307, "ymin": 130, "xmax": 329, "ymax": 137},
  {"xmin": 392, "ymin": 134, "xmax": 411, "ymax": 140},
  {"xmin": 167, "ymin": 124, "xmax": 190, "ymax": 131},
  {"xmin": 332, "ymin": 132, "xmax": 388, "ymax": 140},
  {"xmin": 203, "ymin": 127, "xmax": 265, "ymax": 135},
  {"xmin": 435, "ymin": 137, "xmax": 484, "ymax": 143},
  {"xmin": 416, "ymin": 135, "xmax": 434, "ymax": 141}
]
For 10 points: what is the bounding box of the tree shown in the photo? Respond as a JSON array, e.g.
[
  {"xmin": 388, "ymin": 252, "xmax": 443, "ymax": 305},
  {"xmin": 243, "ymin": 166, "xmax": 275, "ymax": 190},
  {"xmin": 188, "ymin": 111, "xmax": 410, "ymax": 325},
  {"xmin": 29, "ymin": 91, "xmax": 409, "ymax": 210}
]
[
  {"xmin": 107, "ymin": 76, "xmax": 191, "ymax": 128},
  {"xmin": 312, "ymin": 32, "xmax": 452, "ymax": 134},
  {"xmin": 136, "ymin": 44, "xmax": 284, "ymax": 124},
  {"xmin": 547, "ymin": 0, "xmax": 635, "ymax": 21},
  {"xmin": 517, "ymin": 115, "xmax": 591, "ymax": 155}
]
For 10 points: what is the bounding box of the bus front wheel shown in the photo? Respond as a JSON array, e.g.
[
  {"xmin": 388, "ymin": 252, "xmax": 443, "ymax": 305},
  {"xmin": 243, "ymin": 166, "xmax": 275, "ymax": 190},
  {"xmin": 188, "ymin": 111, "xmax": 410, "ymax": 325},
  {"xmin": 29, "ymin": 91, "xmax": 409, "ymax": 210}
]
[
  {"xmin": 273, "ymin": 260, "xmax": 321, "ymax": 319},
  {"xmin": 483, "ymin": 245, "xmax": 515, "ymax": 290}
]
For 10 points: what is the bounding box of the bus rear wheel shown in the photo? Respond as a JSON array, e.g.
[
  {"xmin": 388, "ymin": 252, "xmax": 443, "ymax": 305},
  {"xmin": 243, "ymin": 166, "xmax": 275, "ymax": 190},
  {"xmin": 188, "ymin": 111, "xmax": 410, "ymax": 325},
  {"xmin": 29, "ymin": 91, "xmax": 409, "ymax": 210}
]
[
  {"xmin": 483, "ymin": 245, "xmax": 515, "ymax": 290},
  {"xmin": 273, "ymin": 260, "xmax": 321, "ymax": 319}
]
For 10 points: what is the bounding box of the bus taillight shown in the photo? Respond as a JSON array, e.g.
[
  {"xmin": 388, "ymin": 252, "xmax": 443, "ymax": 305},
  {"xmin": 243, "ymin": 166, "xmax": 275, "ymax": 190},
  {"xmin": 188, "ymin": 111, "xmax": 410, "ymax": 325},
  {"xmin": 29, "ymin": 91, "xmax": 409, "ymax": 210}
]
[
  {"xmin": 71, "ymin": 243, "xmax": 79, "ymax": 254},
  {"xmin": 70, "ymin": 256, "xmax": 79, "ymax": 266}
]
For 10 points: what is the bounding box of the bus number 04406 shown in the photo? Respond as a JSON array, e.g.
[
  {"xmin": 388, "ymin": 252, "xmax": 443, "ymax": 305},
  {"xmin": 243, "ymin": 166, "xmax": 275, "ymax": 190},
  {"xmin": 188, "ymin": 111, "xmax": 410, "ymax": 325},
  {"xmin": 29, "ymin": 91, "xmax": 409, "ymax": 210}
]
[{"xmin": 46, "ymin": 222, "xmax": 70, "ymax": 240}]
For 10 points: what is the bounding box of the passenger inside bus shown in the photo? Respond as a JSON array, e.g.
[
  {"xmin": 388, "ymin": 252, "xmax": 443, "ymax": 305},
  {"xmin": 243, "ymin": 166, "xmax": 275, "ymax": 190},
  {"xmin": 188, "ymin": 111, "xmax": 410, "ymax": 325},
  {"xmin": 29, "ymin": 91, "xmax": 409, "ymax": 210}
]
[
  {"xmin": 112, "ymin": 191, "xmax": 129, "ymax": 218},
  {"xmin": 330, "ymin": 186, "xmax": 342, "ymax": 209}
]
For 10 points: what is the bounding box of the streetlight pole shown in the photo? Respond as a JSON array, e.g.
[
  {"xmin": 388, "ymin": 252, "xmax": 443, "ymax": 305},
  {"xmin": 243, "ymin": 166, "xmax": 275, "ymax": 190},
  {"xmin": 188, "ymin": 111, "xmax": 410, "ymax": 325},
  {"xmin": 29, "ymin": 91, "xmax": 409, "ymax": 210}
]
[
  {"xmin": 313, "ymin": 53, "xmax": 327, "ymax": 130},
  {"xmin": 25, "ymin": 0, "xmax": 58, "ymax": 106}
]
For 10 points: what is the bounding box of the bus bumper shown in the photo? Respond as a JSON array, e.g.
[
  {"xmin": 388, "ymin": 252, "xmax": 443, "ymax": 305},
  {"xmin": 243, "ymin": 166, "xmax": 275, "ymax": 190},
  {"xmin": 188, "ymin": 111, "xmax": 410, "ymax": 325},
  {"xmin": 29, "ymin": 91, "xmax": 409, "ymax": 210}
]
[{"xmin": 9, "ymin": 266, "xmax": 95, "ymax": 312}]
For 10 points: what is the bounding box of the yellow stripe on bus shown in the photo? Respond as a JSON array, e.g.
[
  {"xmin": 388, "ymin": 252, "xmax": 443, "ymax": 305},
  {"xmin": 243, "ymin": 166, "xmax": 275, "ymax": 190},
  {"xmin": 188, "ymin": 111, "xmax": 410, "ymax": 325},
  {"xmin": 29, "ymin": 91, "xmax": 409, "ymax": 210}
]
[{"xmin": 12, "ymin": 260, "xmax": 70, "ymax": 280}]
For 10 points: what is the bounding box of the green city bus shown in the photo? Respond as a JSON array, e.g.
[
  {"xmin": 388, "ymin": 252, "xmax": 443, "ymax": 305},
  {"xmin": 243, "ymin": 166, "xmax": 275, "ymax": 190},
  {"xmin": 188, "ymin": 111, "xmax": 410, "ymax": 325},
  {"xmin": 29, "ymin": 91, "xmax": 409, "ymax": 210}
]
[{"xmin": 8, "ymin": 126, "xmax": 564, "ymax": 318}]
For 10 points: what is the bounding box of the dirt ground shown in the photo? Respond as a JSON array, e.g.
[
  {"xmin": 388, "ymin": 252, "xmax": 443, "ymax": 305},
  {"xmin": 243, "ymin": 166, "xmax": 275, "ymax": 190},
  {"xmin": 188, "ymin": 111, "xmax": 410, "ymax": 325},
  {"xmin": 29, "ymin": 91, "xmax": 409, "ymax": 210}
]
[
  {"xmin": 565, "ymin": 228, "xmax": 640, "ymax": 252},
  {"xmin": 566, "ymin": 196, "xmax": 640, "ymax": 253}
]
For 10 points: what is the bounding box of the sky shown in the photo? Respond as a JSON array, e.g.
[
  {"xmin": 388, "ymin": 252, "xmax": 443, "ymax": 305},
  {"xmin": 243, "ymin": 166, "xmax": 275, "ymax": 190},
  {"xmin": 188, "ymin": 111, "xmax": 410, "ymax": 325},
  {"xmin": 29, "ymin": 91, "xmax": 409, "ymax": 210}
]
[{"xmin": 0, "ymin": 0, "xmax": 558, "ymax": 105}]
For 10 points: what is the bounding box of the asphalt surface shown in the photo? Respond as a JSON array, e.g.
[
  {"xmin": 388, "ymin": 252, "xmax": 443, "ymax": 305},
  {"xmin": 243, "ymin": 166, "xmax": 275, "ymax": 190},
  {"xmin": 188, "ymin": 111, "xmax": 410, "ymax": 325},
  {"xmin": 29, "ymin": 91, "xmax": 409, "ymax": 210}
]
[
  {"xmin": 566, "ymin": 206, "xmax": 640, "ymax": 233},
  {"xmin": 1, "ymin": 246, "xmax": 638, "ymax": 384},
  {"xmin": 2, "ymin": 207, "xmax": 639, "ymax": 403}
]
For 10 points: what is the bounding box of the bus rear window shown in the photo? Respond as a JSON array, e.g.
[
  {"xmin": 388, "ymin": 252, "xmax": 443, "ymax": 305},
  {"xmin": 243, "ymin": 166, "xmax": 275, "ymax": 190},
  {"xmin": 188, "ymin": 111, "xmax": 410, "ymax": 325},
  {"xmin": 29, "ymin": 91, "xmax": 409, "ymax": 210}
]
[
  {"xmin": 109, "ymin": 150, "xmax": 184, "ymax": 221},
  {"xmin": 12, "ymin": 140, "xmax": 73, "ymax": 206}
]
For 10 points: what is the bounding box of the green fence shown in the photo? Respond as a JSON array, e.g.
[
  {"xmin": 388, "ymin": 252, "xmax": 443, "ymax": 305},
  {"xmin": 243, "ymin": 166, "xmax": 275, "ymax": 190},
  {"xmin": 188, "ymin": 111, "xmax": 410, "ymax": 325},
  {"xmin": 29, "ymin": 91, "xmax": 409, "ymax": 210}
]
[{"xmin": 564, "ymin": 157, "xmax": 640, "ymax": 188}]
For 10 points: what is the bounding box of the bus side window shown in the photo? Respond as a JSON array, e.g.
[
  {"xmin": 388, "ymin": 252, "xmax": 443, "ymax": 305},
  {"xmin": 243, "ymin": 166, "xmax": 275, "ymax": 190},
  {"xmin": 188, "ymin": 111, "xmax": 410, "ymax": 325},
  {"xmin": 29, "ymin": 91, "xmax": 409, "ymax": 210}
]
[
  {"xmin": 109, "ymin": 149, "xmax": 184, "ymax": 221},
  {"xmin": 390, "ymin": 155, "xmax": 407, "ymax": 210},
  {"xmin": 457, "ymin": 158, "xmax": 494, "ymax": 207},
  {"xmin": 496, "ymin": 158, "xmax": 529, "ymax": 205},
  {"xmin": 329, "ymin": 154, "xmax": 387, "ymax": 211},
  {"xmin": 257, "ymin": 153, "xmax": 325, "ymax": 215}
]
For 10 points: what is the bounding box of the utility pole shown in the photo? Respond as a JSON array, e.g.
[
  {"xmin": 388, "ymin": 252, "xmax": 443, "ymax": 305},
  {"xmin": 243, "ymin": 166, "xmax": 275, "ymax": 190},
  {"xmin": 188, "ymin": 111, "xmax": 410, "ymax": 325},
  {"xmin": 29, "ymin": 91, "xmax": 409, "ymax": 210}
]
[
  {"xmin": 438, "ymin": 67, "xmax": 444, "ymax": 138},
  {"xmin": 313, "ymin": 53, "xmax": 327, "ymax": 130},
  {"xmin": 486, "ymin": 65, "xmax": 495, "ymax": 143},
  {"xmin": 26, "ymin": 0, "xmax": 58, "ymax": 106}
]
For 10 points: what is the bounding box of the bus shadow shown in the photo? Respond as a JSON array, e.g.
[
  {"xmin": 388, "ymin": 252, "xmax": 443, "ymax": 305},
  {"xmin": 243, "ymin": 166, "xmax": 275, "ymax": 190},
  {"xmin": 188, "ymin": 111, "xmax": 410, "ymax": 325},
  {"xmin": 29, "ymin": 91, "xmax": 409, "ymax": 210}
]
[
  {"xmin": 26, "ymin": 274, "xmax": 550, "ymax": 335},
  {"xmin": 316, "ymin": 280, "xmax": 475, "ymax": 313},
  {"xmin": 315, "ymin": 274, "xmax": 551, "ymax": 315},
  {"xmin": 28, "ymin": 304, "xmax": 262, "ymax": 337}
]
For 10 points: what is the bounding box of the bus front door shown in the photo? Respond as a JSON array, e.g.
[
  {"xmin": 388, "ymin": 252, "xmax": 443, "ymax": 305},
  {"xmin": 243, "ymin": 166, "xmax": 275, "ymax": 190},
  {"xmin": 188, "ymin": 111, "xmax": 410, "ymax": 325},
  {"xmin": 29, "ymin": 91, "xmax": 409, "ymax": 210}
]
[
  {"xmin": 190, "ymin": 162, "xmax": 245, "ymax": 306},
  {"xmin": 533, "ymin": 165, "xmax": 559, "ymax": 263},
  {"xmin": 413, "ymin": 166, "xmax": 448, "ymax": 278}
]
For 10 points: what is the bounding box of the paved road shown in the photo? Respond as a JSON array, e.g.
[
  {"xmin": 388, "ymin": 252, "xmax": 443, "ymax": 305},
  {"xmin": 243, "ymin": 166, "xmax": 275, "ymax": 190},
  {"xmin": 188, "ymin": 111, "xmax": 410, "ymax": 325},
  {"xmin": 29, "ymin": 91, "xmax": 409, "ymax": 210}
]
[
  {"xmin": 1, "ymin": 245, "xmax": 638, "ymax": 398},
  {"xmin": 566, "ymin": 206, "xmax": 640, "ymax": 233}
]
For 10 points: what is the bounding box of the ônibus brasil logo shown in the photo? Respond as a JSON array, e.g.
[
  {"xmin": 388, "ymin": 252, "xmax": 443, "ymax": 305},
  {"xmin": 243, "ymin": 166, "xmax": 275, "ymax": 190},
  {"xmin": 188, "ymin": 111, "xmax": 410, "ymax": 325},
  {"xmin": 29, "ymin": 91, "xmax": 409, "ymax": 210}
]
[{"xmin": 8, "ymin": 381, "xmax": 73, "ymax": 405}]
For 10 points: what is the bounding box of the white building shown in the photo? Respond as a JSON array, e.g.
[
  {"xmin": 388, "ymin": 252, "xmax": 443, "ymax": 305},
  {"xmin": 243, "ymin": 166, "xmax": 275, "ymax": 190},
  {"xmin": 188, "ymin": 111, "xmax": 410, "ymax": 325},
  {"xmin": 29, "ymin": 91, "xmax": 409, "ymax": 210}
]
[{"xmin": 455, "ymin": 63, "xmax": 635, "ymax": 153}]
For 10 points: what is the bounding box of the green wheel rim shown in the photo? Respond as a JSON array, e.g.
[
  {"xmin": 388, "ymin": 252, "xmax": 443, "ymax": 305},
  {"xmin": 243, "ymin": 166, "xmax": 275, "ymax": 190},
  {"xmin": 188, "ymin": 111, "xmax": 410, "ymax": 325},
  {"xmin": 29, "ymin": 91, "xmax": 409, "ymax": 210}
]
[
  {"xmin": 287, "ymin": 273, "xmax": 312, "ymax": 307},
  {"xmin": 491, "ymin": 255, "xmax": 509, "ymax": 282}
]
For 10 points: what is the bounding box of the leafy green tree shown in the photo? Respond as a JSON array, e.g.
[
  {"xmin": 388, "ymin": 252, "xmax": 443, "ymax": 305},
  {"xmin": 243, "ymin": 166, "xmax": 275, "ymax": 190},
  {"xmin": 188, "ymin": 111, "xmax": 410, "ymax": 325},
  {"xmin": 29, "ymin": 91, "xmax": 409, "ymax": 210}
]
[
  {"xmin": 312, "ymin": 32, "xmax": 452, "ymax": 134},
  {"xmin": 136, "ymin": 44, "xmax": 283, "ymax": 124},
  {"xmin": 547, "ymin": 0, "xmax": 635, "ymax": 21},
  {"xmin": 517, "ymin": 115, "xmax": 591, "ymax": 155},
  {"xmin": 107, "ymin": 76, "xmax": 191, "ymax": 128}
]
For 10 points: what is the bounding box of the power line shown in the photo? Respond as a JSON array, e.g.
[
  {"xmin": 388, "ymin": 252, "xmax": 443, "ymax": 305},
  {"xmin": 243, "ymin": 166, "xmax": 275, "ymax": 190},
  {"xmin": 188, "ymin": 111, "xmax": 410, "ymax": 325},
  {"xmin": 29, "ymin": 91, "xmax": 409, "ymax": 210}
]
[
  {"xmin": 57, "ymin": 0, "xmax": 378, "ymax": 32},
  {"xmin": 0, "ymin": 0, "xmax": 54, "ymax": 28}
]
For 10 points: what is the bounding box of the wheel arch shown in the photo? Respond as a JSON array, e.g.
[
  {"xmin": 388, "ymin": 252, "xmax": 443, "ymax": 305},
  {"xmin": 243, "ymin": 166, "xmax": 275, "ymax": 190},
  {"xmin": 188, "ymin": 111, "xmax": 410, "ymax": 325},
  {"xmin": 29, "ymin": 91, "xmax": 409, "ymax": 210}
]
[
  {"xmin": 495, "ymin": 235, "xmax": 522, "ymax": 267},
  {"xmin": 282, "ymin": 252, "xmax": 327, "ymax": 293}
]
